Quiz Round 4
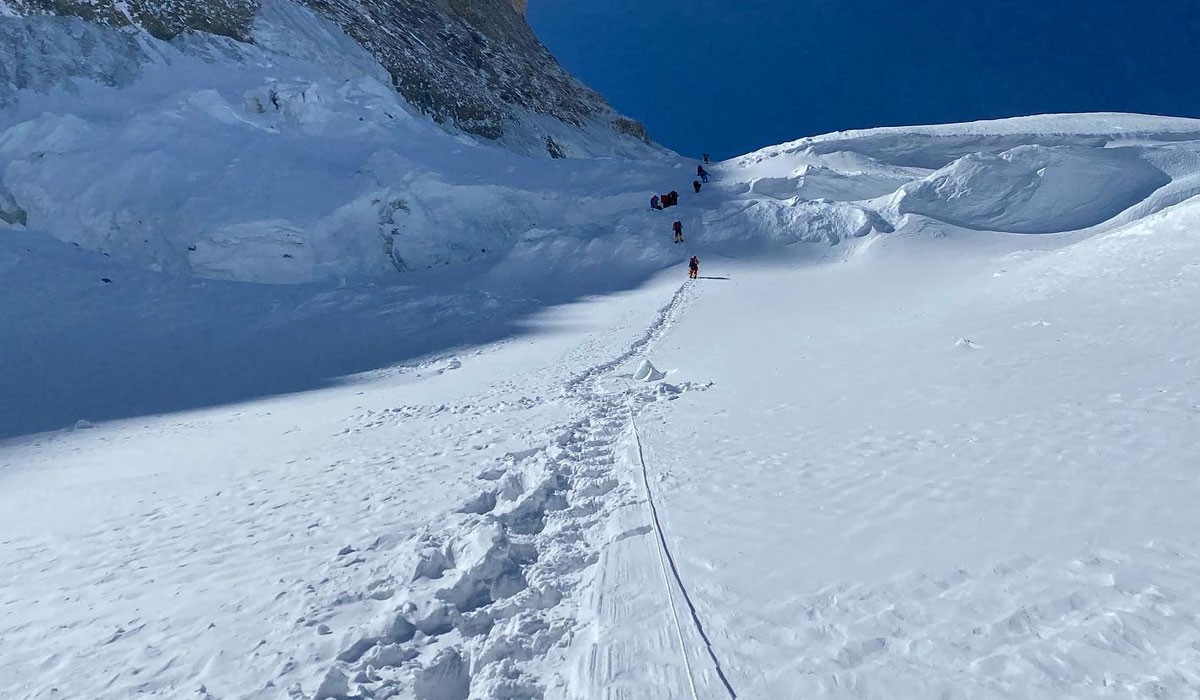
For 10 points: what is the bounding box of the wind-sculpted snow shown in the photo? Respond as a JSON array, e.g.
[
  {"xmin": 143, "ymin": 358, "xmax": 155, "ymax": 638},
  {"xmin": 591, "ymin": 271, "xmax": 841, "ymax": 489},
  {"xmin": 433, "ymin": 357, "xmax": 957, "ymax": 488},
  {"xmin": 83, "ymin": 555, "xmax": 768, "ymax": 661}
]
[
  {"xmin": 738, "ymin": 113, "xmax": 1200, "ymax": 172},
  {"xmin": 894, "ymin": 145, "xmax": 1172, "ymax": 234},
  {"xmin": 723, "ymin": 114, "xmax": 1200, "ymax": 246}
]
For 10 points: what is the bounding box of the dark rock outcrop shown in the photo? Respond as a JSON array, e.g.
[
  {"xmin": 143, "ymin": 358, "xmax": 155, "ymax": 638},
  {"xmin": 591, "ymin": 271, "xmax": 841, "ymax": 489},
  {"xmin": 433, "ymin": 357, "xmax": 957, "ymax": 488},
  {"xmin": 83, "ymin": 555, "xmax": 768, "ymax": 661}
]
[
  {"xmin": 303, "ymin": 0, "xmax": 616, "ymax": 142},
  {"xmin": 5, "ymin": 0, "xmax": 258, "ymax": 41}
]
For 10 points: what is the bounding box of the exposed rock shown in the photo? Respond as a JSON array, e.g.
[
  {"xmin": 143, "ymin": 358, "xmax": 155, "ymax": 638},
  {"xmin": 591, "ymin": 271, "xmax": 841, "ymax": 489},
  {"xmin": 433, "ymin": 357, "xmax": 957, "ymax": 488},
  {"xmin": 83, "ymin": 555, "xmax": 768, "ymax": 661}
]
[
  {"xmin": 4, "ymin": 0, "xmax": 258, "ymax": 41},
  {"xmin": 0, "ymin": 185, "xmax": 27, "ymax": 226},
  {"xmin": 613, "ymin": 116, "xmax": 651, "ymax": 144},
  {"xmin": 545, "ymin": 135, "xmax": 566, "ymax": 159},
  {"xmin": 301, "ymin": 0, "xmax": 628, "ymax": 143}
]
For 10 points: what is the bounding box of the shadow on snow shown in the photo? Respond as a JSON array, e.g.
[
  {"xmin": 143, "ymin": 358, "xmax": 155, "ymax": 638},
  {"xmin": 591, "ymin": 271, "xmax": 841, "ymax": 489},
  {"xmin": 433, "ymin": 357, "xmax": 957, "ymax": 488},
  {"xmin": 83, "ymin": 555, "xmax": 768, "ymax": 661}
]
[{"xmin": 0, "ymin": 232, "xmax": 684, "ymax": 442}]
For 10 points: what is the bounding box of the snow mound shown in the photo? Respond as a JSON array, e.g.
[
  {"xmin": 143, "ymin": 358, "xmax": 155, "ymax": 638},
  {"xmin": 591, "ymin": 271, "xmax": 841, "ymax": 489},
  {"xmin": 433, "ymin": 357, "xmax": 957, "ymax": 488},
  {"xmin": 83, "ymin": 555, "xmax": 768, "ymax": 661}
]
[
  {"xmin": 633, "ymin": 360, "xmax": 666, "ymax": 382},
  {"xmin": 703, "ymin": 198, "xmax": 892, "ymax": 248},
  {"xmin": 894, "ymin": 145, "xmax": 1171, "ymax": 233},
  {"xmin": 711, "ymin": 113, "xmax": 1200, "ymax": 251}
]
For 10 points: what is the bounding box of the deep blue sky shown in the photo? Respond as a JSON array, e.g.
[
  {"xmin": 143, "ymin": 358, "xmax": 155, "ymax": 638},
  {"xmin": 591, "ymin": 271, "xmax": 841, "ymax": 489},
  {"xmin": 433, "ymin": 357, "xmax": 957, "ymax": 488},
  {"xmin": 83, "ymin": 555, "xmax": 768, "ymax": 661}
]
[{"xmin": 528, "ymin": 0, "xmax": 1200, "ymax": 159}]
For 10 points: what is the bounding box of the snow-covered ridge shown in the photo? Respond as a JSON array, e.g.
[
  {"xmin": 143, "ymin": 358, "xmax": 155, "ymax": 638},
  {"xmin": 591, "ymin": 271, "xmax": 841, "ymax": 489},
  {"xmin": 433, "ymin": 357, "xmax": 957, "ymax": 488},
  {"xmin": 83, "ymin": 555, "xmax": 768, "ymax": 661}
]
[
  {"xmin": 722, "ymin": 112, "xmax": 1200, "ymax": 241},
  {"xmin": 749, "ymin": 113, "xmax": 1200, "ymax": 160}
]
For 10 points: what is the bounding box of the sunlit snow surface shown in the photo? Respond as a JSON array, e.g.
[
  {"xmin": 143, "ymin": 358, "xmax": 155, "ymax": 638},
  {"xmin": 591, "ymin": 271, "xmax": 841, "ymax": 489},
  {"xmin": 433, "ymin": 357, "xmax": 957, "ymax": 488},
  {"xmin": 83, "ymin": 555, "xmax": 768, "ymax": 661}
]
[{"xmin": 2, "ymin": 5, "xmax": 1200, "ymax": 699}]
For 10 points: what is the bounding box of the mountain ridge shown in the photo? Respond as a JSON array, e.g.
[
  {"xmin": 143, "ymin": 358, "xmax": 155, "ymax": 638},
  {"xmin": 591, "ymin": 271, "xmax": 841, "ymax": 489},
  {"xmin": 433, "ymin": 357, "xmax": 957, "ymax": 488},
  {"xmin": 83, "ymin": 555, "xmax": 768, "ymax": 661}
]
[{"xmin": 0, "ymin": 0, "xmax": 651, "ymax": 154}]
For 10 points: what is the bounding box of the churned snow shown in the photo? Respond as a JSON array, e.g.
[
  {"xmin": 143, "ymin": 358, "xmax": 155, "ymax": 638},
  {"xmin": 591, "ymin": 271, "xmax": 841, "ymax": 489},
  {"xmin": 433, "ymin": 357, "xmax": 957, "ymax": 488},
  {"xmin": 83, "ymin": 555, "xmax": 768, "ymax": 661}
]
[{"xmin": 2, "ymin": 5, "xmax": 1200, "ymax": 700}]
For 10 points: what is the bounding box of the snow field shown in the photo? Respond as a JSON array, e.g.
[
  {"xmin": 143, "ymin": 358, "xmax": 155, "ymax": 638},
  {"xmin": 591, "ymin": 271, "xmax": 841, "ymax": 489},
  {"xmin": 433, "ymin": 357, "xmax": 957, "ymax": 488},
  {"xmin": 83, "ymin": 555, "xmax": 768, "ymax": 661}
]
[
  {"xmin": 7, "ymin": 112, "xmax": 1200, "ymax": 697},
  {"xmin": 0, "ymin": 272, "xmax": 719, "ymax": 700},
  {"xmin": 4, "ymin": 5, "xmax": 1200, "ymax": 695},
  {"xmin": 632, "ymin": 199, "xmax": 1200, "ymax": 699}
]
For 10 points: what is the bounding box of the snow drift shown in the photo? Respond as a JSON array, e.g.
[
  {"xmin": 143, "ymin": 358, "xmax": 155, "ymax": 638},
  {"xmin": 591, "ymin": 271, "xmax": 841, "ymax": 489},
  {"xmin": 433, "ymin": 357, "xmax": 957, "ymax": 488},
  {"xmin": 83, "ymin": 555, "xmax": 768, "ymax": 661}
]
[{"xmin": 894, "ymin": 145, "xmax": 1171, "ymax": 233}]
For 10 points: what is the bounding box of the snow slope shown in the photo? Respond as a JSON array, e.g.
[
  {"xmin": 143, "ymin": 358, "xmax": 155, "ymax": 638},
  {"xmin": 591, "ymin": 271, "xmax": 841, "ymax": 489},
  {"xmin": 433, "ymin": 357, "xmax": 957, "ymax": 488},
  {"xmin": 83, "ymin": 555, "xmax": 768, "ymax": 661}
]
[
  {"xmin": 629, "ymin": 198, "xmax": 1200, "ymax": 699},
  {"xmin": 0, "ymin": 271, "xmax": 693, "ymax": 700},
  {"xmin": 3, "ymin": 45, "xmax": 1200, "ymax": 699},
  {"xmin": 0, "ymin": 4, "xmax": 671, "ymax": 284},
  {"xmin": 5, "ymin": 192, "xmax": 1199, "ymax": 698}
]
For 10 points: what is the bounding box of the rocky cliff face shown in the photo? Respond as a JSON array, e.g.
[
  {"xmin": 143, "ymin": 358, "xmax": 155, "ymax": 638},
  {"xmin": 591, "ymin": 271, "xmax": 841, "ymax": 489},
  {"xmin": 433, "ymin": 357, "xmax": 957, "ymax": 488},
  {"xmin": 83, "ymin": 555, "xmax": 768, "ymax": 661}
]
[
  {"xmin": 0, "ymin": 0, "xmax": 650, "ymax": 156},
  {"xmin": 303, "ymin": 0, "xmax": 624, "ymax": 146}
]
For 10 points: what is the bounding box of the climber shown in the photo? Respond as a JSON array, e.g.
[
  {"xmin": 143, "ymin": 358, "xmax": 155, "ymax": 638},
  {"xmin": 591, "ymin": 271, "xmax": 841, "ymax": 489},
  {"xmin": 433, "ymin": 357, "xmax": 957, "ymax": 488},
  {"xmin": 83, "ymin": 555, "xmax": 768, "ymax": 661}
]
[
  {"xmin": 697, "ymin": 165, "xmax": 710, "ymax": 183},
  {"xmin": 703, "ymin": 153, "xmax": 711, "ymax": 165},
  {"xmin": 669, "ymin": 190, "xmax": 680, "ymax": 206},
  {"xmin": 651, "ymin": 194, "xmax": 662, "ymax": 210},
  {"xmin": 673, "ymin": 220, "xmax": 684, "ymax": 244},
  {"xmin": 688, "ymin": 255, "xmax": 700, "ymax": 280},
  {"xmin": 693, "ymin": 180, "xmax": 702, "ymax": 194}
]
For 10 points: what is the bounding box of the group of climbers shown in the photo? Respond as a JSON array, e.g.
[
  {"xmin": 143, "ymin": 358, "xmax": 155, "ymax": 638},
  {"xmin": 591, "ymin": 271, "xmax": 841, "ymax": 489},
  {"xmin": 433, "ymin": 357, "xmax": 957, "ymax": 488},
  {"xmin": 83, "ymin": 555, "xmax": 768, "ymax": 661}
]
[
  {"xmin": 651, "ymin": 190, "xmax": 681, "ymax": 210},
  {"xmin": 649, "ymin": 156, "xmax": 714, "ymax": 279},
  {"xmin": 650, "ymin": 166, "xmax": 711, "ymax": 208}
]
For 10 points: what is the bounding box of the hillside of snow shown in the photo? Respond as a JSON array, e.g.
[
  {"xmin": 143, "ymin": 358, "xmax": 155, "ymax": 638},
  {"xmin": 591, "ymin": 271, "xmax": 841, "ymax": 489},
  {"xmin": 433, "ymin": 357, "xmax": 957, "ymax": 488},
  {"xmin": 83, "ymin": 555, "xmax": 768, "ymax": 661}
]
[
  {"xmin": 0, "ymin": 0, "xmax": 649, "ymax": 154},
  {"xmin": 3, "ymin": 6, "xmax": 1200, "ymax": 697},
  {"xmin": 0, "ymin": 2, "xmax": 673, "ymax": 285}
]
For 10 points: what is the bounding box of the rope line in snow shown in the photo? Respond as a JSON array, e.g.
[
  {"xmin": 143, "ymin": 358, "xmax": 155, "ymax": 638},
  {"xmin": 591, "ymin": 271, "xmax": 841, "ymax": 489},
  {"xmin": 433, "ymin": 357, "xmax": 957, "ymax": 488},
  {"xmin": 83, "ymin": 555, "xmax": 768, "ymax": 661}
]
[{"xmin": 629, "ymin": 395, "xmax": 738, "ymax": 700}]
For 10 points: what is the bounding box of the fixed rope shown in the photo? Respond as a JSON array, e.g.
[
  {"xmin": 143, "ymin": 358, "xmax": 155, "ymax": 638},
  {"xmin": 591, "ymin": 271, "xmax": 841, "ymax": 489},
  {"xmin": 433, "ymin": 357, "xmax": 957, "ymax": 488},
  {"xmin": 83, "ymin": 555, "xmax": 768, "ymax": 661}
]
[{"xmin": 628, "ymin": 398, "xmax": 738, "ymax": 700}]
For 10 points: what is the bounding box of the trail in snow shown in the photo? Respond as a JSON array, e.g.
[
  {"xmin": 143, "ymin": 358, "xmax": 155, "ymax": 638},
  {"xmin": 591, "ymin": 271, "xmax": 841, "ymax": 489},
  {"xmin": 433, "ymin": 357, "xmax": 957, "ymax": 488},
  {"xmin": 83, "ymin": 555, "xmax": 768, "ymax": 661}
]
[
  {"xmin": 304, "ymin": 280, "xmax": 706, "ymax": 699},
  {"xmin": 0, "ymin": 275, "xmax": 699, "ymax": 700}
]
